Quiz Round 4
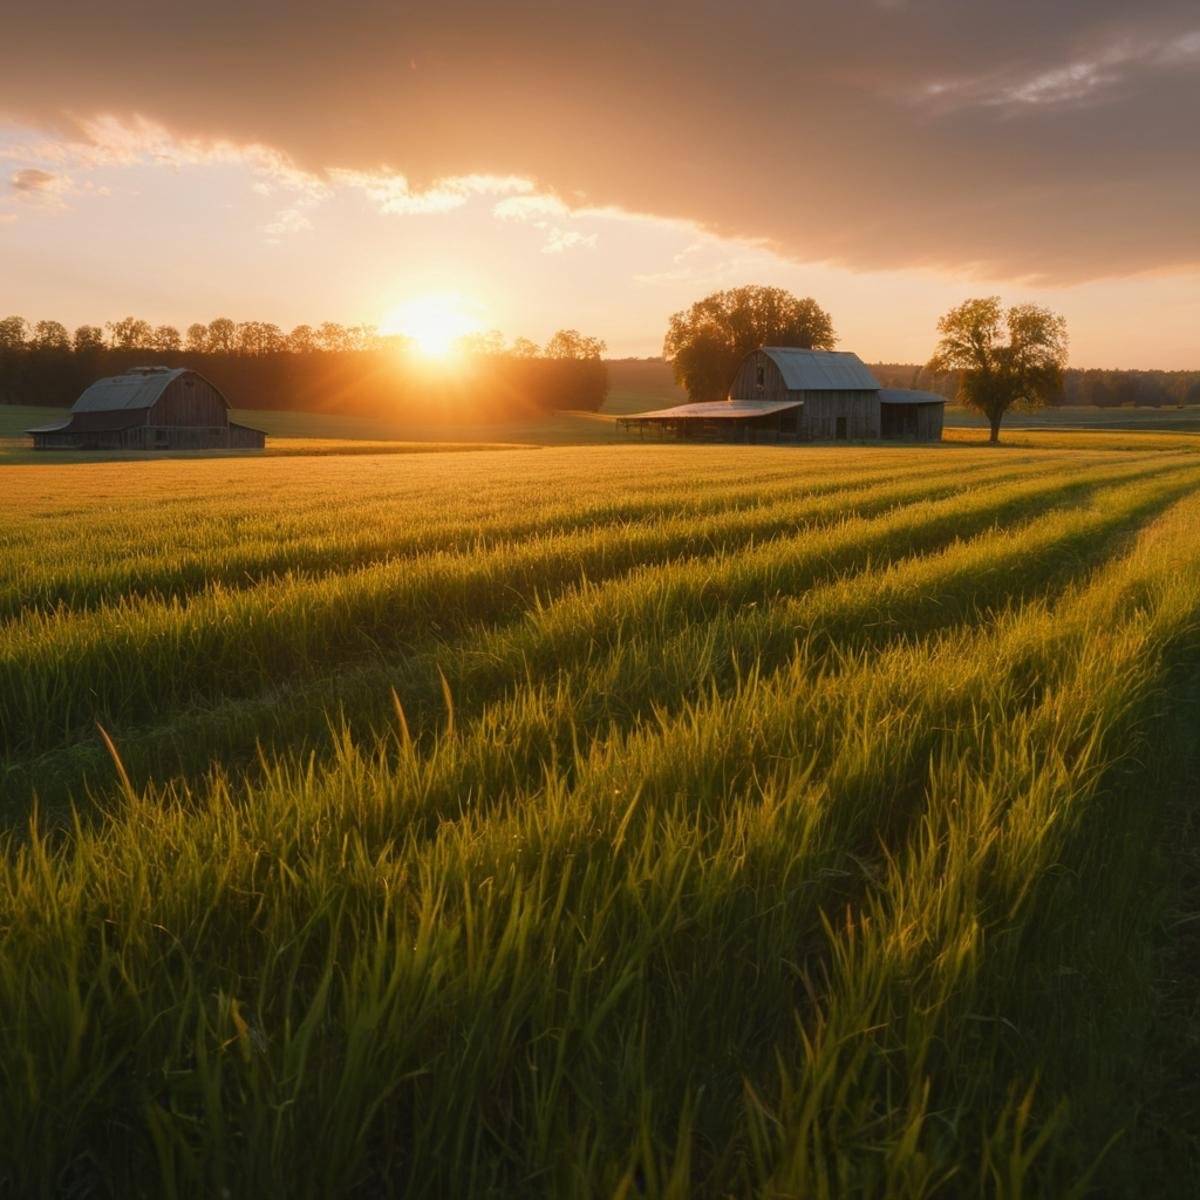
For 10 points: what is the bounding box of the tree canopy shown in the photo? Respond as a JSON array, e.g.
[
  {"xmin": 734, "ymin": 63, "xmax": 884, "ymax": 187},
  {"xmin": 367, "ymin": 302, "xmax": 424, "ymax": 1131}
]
[
  {"xmin": 663, "ymin": 285, "xmax": 836, "ymax": 402},
  {"xmin": 928, "ymin": 297, "xmax": 1068, "ymax": 443}
]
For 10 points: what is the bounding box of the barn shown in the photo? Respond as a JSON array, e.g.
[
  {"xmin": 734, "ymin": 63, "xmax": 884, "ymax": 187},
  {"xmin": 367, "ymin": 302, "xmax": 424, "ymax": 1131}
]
[
  {"xmin": 618, "ymin": 348, "xmax": 945, "ymax": 443},
  {"xmin": 26, "ymin": 367, "xmax": 266, "ymax": 451}
]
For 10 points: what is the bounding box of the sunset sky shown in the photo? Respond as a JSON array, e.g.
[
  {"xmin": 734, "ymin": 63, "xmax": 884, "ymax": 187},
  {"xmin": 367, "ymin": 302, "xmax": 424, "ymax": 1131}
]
[{"xmin": 2, "ymin": 1, "xmax": 1198, "ymax": 367}]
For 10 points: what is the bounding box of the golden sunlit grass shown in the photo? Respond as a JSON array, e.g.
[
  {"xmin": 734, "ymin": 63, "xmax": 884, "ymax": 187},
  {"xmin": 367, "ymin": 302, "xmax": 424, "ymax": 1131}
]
[
  {"xmin": 943, "ymin": 424, "xmax": 1200, "ymax": 452},
  {"xmin": 2, "ymin": 442, "xmax": 1200, "ymax": 1196}
]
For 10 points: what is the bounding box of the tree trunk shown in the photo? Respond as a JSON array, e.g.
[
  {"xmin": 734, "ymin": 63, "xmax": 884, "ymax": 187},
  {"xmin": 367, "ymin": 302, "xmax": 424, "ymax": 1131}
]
[{"xmin": 988, "ymin": 412, "xmax": 1002, "ymax": 444}]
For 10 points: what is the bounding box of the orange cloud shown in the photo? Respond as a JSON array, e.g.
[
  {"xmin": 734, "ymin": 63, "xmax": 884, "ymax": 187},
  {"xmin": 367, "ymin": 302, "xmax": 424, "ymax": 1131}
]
[{"xmin": 1, "ymin": 2, "xmax": 1198, "ymax": 281}]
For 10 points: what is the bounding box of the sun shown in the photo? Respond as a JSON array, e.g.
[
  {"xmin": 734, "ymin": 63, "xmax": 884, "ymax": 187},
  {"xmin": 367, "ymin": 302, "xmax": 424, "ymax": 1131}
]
[{"xmin": 380, "ymin": 293, "xmax": 482, "ymax": 358}]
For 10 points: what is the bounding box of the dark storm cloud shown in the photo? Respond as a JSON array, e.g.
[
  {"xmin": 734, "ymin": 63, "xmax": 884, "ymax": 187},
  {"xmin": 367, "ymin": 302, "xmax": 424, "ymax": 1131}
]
[{"xmin": 2, "ymin": 1, "xmax": 1198, "ymax": 280}]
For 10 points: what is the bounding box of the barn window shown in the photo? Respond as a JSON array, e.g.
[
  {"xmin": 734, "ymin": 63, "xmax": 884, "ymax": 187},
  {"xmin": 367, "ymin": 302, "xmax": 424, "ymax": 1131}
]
[{"xmin": 755, "ymin": 364, "xmax": 765, "ymax": 389}]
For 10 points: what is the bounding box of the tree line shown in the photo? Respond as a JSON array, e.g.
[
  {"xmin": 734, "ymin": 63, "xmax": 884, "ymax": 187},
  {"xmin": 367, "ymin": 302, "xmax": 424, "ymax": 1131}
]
[
  {"xmin": 0, "ymin": 315, "xmax": 609, "ymax": 416},
  {"xmin": 872, "ymin": 362, "xmax": 1200, "ymax": 410},
  {"xmin": 0, "ymin": 314, "xmax": 605, "ymax": 361}
]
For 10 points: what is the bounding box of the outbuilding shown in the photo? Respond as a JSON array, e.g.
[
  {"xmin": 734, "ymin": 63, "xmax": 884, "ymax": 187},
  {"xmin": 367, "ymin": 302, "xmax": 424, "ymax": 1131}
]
[
  {"xmin": 27, "ymin": 367, "xmax": 266, "ymax": 451},
  {"xmin": 618, "ymin": 348, "xmax": 945, "ymax": 443}
]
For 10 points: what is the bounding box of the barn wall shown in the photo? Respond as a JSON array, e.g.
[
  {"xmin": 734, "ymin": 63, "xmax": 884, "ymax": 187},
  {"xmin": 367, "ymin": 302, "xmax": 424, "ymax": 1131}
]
[
  {"xmin": 729, "ymin": 351, "xmax": 793, "ymax": 403},
  {"xmin": 917, "ymin": 403, "xmax": 944, "ymax": 441},
  {"xmin": 799, "ymin": 390, "xmax": 880, "ymax": 440},
  {"xmin": 230, "ymin": 424, "xmax": 267, "ymax": 449},
  {"xmin": 152, "ymin": 375, "xmax": 228, "ymax": 427}
]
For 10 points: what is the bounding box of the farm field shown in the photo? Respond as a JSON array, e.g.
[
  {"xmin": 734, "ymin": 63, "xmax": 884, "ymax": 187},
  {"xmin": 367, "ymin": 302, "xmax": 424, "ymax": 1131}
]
[{"xmin": 3, "ymin": 439, "xmax": 1200, "ymax": 1196}]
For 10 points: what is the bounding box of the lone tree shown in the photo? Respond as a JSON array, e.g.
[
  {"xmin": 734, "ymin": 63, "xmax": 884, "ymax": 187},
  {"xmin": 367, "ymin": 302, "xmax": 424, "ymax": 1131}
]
[
  {"xmin": 664, "ymin": 285, "xmax": 836, "ymax": 402},
  {"xmin": 929, "ymin": 297, "xmax": 1068, "ymax": 444}
]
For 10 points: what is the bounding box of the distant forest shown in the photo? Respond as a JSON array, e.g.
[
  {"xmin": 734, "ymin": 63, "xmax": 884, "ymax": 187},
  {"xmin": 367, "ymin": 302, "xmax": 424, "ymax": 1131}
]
[
  {"xmin": 872, "ymin": 362, "xmax": 1200, "ymax": 408},
  {"xmin": 0, "ymin": 315, "xmax": 609, "ymax": 418},
  {"xmin": 2, "ymin": 313, "xmax": 1195, "ymax": 416}
]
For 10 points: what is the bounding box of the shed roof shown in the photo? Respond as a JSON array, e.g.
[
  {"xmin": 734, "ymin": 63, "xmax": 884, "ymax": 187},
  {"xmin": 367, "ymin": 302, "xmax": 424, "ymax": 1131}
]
[
  {"xmin": 620, "ymin": 399, "xmax": 803, "ymax": 422},
  {"xmin": 27, "ymin": 409, "xmax": 148, "ymax": 435},
  {"xmin": 878, "ymin": 388, "xmax": 948, "ymax": 406},
  {"xmin": 71, "ymin": 366, "xmax": 194, "ymax": 413},
  {"xmin": 761, "ymin": 348, "xmax": 880, "ymax": 391}
]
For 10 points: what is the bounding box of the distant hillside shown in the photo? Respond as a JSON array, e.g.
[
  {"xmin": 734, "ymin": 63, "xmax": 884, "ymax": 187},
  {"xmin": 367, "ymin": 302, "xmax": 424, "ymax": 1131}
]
[{"xmin": 603, "ymin": 358, "xmax": 685, "ymax": 414}]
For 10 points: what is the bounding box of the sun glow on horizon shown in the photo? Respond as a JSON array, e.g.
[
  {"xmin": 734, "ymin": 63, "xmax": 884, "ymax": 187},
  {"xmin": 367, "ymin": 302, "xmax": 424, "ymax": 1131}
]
[{"xmin": 380, "ymin": 293, "xmax": 483, "ymax": 358}]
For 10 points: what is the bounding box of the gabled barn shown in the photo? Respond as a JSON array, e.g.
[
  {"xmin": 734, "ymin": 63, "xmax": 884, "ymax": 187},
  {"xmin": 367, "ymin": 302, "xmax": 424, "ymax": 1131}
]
[
  {"xmin": 27, "ymin": 367, "xmax": 266, "ymax": 451},
  {"xmin": 618, "ymin": 348, "xmax": 945, "ymax": 443}
]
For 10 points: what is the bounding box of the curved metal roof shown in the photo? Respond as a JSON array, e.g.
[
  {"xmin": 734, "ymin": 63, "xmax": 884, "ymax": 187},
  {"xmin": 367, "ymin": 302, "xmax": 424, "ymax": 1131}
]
[
  {"xmin": 71, "ymin": 367, "xmax": 199, "ymax": 413},
  {"xmin": 761, "ymin": 348, "xmax": 880, "ymax": 391}
]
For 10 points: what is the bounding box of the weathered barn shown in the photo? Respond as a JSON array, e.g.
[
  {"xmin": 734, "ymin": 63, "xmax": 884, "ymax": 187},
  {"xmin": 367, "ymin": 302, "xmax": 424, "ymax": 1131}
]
[
  {"xmin": 618, "ymin": 348, "xmax": 945, "ymax": 443},
  {"xmin": 27, "ymin": 367, "xmax": 266, "ymax": 451}
]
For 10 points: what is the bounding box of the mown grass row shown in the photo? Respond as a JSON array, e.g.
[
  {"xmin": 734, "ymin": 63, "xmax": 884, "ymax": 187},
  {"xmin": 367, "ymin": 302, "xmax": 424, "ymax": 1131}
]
[
  {"xmin": 1, "ymin": 453, "xmax": 1056, "ymax": 619},
  {"xmin": 4, "ymin": 454, "xmax": 1187, "ymax": 768}
]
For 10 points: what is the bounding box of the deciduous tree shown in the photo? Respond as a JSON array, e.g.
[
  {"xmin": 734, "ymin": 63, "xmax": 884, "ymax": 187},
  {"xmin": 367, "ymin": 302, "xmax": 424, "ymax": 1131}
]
[
  {"xmin": 544, "ymin": 329, "xmax": 606, "ymax": 360},
  {"xmin": 206, "ymin": 317, "xmax": 237, "ymax": 354},
  {"xmin": 151, "ymin": 324, "xmax": 182, "ymax": 352},
  {"xmin": 664, "ymin": 285, "xmax": 836, "ymax": 402},
  {"xmin": 106, "ymin": 316, "xmax": 153, "ymax": 350},
  {"xmin": 0, "ymin": 315, "xmax": 30, "ymax": 349},
  {"xmin": 928, "ymin": 297, "xmax": 1068, "ymax": 443},
  {"xmin": 287, "ymin": 324, "xmax": 317, "ymax": 353},
  {"xmin": 73, "ymin": 325, "xmax": 105, "ymax": 352},
  {"xmin": 316, "ymin": 322, "xmax": 351, "ymax": 352},
  {"xmin": 509, "ymin": 337, "xmax": 540, "ymax": 358},
  {"xmin": 184, "ymin": 323, "xmax": 208, "ymax": 353},
  {"xmin": 30, "ymin": 320, "xmax": 70, "ymax": 351}
]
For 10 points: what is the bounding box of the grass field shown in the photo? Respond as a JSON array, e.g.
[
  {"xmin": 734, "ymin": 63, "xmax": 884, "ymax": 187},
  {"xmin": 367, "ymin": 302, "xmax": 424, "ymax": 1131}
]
[{"xmin": 2, "ymin": 438, "xmax": 1200, "ymax": 1196}]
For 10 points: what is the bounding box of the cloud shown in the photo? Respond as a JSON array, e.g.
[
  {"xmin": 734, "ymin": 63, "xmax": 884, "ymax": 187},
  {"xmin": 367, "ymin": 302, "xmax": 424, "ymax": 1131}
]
[
  {"xmin": 332, "ymin": 169, "xmax": 531, "ymax": 215},
  {"xmin": 0, "ymin": 2, "xmax": 1197, "ymax": 281},
  {"xmin": 10, "ymin": 166, "xmax": 70, "ymax": 206},
  {"xmin": 262, "ymin": 207, "xmax": 312, "ymax": 239},
  {"xmin": 494, "ymin": 194, "xmax": 568, "ymax": 222},
  {"xmin": 542, "ymin": 227, "xmax": 597, "ymax": 254}
]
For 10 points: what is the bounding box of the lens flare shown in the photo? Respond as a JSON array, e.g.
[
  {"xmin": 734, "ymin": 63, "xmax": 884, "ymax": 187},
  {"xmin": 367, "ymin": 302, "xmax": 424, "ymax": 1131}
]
[{"xmin": 380, "ymin": 294, "xmax": 482, "ymax": 358}]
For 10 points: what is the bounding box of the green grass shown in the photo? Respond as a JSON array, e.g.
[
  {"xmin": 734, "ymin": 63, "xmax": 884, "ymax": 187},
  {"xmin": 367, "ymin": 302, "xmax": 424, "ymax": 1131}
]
[{"xmin": 2, "ymin": 439, "xmax": 1199, "ymax": 1197}]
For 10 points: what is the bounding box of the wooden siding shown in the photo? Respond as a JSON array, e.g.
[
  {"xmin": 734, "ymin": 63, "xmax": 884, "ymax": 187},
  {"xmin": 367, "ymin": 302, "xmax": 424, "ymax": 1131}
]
[
  {"xmin": 150, "ymin": 375, "xmax": 228, "ymax": 427},
  {"xmin": 880, "ymin": 401, "xmax": 944, "ymax": 442},
  {"xmin": 230, "ymin": 424, "xmax": 267, "ymax": 449},
  {"xmin": 799, "ymin": 390, "xmax": 880, "ymax": 441},
  {"xmin": 729, "ymin": 350, "xmax": 792, "ymax": 403}
]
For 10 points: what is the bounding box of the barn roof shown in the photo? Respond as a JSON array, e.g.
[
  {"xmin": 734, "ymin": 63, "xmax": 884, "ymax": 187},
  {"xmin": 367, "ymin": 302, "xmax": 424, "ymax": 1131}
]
[
  {"xmin": 879, "ymin": 388, "xmax": 948, "ymax": 405},
  {"xmin": 761, "ymin": 348, "xmax": 880, "ymax": 391},
  {"xmin": 620, "ymin": 399, "xmax": 803, "ymax": 422},
  {"xmin": 71, "ymin": 366, "xmax": 195, "ymax": 413},
  {"xmin": 27, "ymin": 409, "xmax": 148, "ymax": 435}
]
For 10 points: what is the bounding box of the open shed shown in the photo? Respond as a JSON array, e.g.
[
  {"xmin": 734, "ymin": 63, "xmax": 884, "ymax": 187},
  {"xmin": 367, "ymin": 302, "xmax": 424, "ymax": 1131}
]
[{"xmin": 878, "ymin": 388, "xmax": 946, "ymax": 441}]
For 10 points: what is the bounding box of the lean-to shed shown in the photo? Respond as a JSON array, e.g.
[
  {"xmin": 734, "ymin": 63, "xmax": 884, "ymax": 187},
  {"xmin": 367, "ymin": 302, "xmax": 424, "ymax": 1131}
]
[{"xmin": 27, "ymin": 367, "xmax": 266, "ymax": 451}]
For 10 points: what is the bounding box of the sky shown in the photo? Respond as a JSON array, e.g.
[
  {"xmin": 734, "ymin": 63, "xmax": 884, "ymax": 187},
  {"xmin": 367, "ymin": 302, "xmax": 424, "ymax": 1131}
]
[{"xmin": 1, "ymin": 1, "xmax": 1198, "ymax": 367}]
